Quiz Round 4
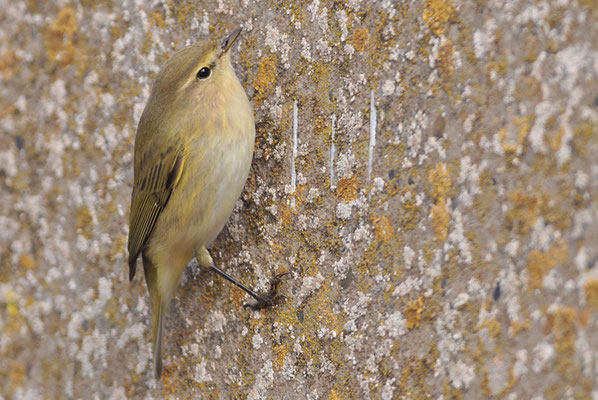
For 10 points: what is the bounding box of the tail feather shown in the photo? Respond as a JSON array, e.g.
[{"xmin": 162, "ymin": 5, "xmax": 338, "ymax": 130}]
[
  {"xmin": 142, "ymin": 250, "xmax": 188, "ymax": 379},
  {"xmin": 142, "ymin": 252, "xmax": 165, "ymax": 379},
  {"xmin": 128, "ymin": 254, "xmax": 138, "ymax": 281},
  {"xmin": 154, "ymin": 302, "xmax": 165, "ymax": 378}
]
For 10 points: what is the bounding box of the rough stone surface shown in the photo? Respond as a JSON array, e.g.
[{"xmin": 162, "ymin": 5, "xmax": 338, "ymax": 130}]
[{"xmin": 1, "ymin": 0, "xmax": 598, "ymax": 398}]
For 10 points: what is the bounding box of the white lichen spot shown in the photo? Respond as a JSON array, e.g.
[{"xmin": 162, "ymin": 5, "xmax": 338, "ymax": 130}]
[
  {"xmin": 0, "ymin": 149, "xmax": 17, "ymax": 178},
  {"xmin": 194, "ymin": 358, "xmax": 212, "ymax": 383},
  {"xmin": 336, "ymin": 202, "xmax": 353, "ymax": 220},
  {"xmin": 248, "ymin": 360, "xmax": 274, "ymax": 400},
  {"xmin": 513, "ymin": 349, "xmax": 528, "ymax": 379},
  {"xmin": 377, "ymin": 311, "xmax": 406, "ymax": 338},
  {"xmin": 449, "ymin": 361, "xmax": 475, "ymax": 389},
  {"xmin": 533, "ymin": 341, "xmax": 554, "ymax": 373},
  {"xmin": 454, "ymin": 293, "xmax": 469, "ymax": 308},
  {"xmin": 207, "ymin": 310, "xmax": 227, "ymax": 333},
  {"xmin": 252, "ymin": 333, "xmax": 263, "ymax": 349}
]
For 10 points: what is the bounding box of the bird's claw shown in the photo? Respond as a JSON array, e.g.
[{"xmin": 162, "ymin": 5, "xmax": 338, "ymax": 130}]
[{"xmin": 244, "ymin": 272, "xmax": 289, "ymax": 310}]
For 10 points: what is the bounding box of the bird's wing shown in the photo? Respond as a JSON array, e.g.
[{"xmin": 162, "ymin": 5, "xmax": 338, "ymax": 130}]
[{"xmin": 127, "ymin": 133, "xmax": 185, "ymax": 281}]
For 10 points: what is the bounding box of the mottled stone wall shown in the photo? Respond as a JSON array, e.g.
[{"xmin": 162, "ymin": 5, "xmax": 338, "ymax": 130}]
[{"xmin": 1, "ymin": 0, "xmax": 598, "ymax": 398}]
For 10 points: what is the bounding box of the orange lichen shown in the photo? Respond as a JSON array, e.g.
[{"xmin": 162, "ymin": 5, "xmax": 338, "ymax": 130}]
[
  {"xmin": 546, "ymin": 306, "xmax": 578, "ymax": 380},
  {"xmin": 6, "ymin": 360, "xmax": 26, "ymax": 395},
  {"xmin": 437, "ymin": 39, "xmax": 454, "ymax": 77},
  {"xmin": 253, "ymin": 54, "xmax": 277, "ymax": 106},
  {"xmin": 476, "ymin": 318, "xmax": 501, "ymax": 338},
  {"xmin": 151, "ymin": 12, "xmax": 166, "ymax": 27},
  {"xmin": 500, "ymin": 115, "xmax": 533, "ymax": 155},
  {"xmin": 526, "ymin": 239, "xmax": 568, "ymax": 290},
  {"xmin": 505, "ymin": 189, "xmax": 546, "ymax": 236},
  {"xmin": 45, "ymin": 7, "xmax": 79, "ymax": 65},
  {"xmin": 373, "ymin": 215, "xmax": 394, "ymax": 242},
  {"xmin": 430, "ymin": 197, "xmax": 449, "ymax": 242},
  {"xmin": 584, "ymin": 280, "xmax": 598, "ymax": 311},
  {"xmin": 351, "ymin": 28, "xmax": 369, "ymax": 52},
  {"xmin": 0, "ymin": 49, "xmax": 19, "ymax": 78},
  {"xmin": 510, "ymin": 319, "xmax": 530, "ymax": 337},
  {"xmin": 546, "ymin": 126, "xmax": 566, "ymax": 153},
  {"xmin": 405, "ymin": 296, "xmax": 424, "ymax": 329},
  {"xmin": 578, "ymin": 309, "xmax": 590, "ymax": 328},
  {"xmin": 229, "ymin": 284, "xmax": 248, "ymax": 307},
  {"xmin": 551, "ymin": 307, "xmax": 576, "ymax": 351},
  {"xmin": 18, "ymin": 254, "xmax": 35, "ymax": 270},
  {"xmin": 422, "ymin": 0, "xmax": 456, "ymax": 36},
  {"xmin": 337, "ymin": 176, "xmax": 358, "ymax": 201},
  {"xmin": 427, "ymin": 163, "xmax": 452, "ymax": 200}
]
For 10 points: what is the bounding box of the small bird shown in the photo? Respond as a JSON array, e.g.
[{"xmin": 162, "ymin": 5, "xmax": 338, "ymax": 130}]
[{"xmin": 127, "ymin": 28, "xmax": 283, "ymax": 378}]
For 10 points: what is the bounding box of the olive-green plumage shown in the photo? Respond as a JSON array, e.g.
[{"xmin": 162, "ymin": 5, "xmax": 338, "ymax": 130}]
[{"xmin": 127, "ymin": 29, "xmax": 254, "ymax": 378}]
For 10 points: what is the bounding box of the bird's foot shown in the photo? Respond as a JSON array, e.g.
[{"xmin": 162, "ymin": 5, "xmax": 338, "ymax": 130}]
[{"xmin": 244, "ymin": 272, "xmax": 289, "ymax": 310}]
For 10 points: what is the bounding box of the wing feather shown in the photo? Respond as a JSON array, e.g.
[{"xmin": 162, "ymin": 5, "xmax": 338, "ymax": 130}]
[{"xmin": 127, "ymin": 140, "xmax": 184, "ymax": 281}]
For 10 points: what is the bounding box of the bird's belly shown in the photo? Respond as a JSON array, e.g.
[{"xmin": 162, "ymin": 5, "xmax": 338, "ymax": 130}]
[
  {"xmin": 195, "ymin": 151, "xmax": 250, "ymax": 245},
  {"xmin": 169, "ymin": 138, "xmax": 252, "ymax": 252}
]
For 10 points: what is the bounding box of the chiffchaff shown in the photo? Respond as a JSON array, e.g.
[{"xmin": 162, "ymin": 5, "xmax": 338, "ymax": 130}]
[{"xmin": 127, "ymin": 28, "xmax": 261, "ymax": 378}]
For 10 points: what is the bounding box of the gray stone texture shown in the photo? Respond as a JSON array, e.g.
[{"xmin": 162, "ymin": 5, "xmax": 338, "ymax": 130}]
[{"xmin": 1, "ymin": 0, "xmax": 598, "ymax": 398}]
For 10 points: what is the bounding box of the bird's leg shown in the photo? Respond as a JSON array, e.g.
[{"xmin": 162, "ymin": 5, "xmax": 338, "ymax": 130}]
[
  {"xmin": 196, "ymin": 247, "xmax": 288, "ymax": 310},
  {"xmin": 209, "ymin": 265, "xmax": 288, "ymax": 309}
]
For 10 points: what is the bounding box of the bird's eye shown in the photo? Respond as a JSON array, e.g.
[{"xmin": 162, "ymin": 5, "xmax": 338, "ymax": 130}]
[{"xmin": 196, "ymin": 67, "xmax": 211, "ymax": 79}]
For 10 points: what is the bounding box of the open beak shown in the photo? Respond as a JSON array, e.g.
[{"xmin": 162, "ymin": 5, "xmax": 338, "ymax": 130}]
[{"xmin": 220, "ymin": 27, "xmax": 242, "ymax": 57}]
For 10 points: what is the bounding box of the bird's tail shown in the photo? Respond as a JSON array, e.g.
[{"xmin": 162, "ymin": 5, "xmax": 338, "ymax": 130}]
[
  {"xmin": 153, "ymin": 301, "xmax": 165, "ymax": 378},
  {"xmin": 142, "ymin": 252, "xmax": 166, "ymax": 379}
]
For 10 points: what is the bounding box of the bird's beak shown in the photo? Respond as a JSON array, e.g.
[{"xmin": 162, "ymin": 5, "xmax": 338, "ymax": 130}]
[{"xmin": 220, "ymin": 27, "xmax": 242, "ymax": 57}]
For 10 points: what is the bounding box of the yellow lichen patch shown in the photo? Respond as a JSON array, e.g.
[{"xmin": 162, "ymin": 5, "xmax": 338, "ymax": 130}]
[
  {"xmin": 373, "ymin": 215, "xmax": 394, "ymax": 242},
  {"xmin": 422, "ymin": 0, "xmax": 456, "ymax": 36},
  {"xmin": 405, "ymin": 296, "xmax": 424, "ymax": 329},
  {"xmin": 509, "ymin": 319, "xmax": 530, "ymax": 337},
  {"xmin": 547, "ymin": 306, "xmax": 578, "ymax": 379},
  {"xmin": 351, "ymin": 28, "xmax": 369, "ymax": 52},
  {"xmin": 584, "ymin": 280, "xmax": 598, "ymax": 311},
  {"xmin": 578, "ymin": 308, "xmax": 590, "ymax": 328},
  {"xmin": 476, "ymin": 318, "xmax": 501, "ymax": 338},
  {"xmin": 437, "ymin": 39, "xmax": 454, "ymax": 78},
  {"xmin": 427, "ymin": 163, "xmax": 452, "ymax": 200},
  {"xmin": 18, "ymin": 254, "xmax": 35, "ymax": 269},
  {"xmin": 5, "ymin": 359, "xmax": 26, "ymax": 395},
  {"xmin": 328, "ymin": 388, "xmax": 343, "ymax": 400},
  {"xmin": 151, "ymin": 12, "xmax": 166, "ymax": 28},
  {"xmin": 399, "ymin": 196, "xmax": 421, "ymax": 232},
  {"xmin": 526, "ymin": 239, "xmax": 568, "ymax": 290},
  {"xmin": 505, "ymin": 189, "xmax": 546, "ymax": 236},
  {"xmin": 273, "ymin": 344, "xmax": 288, "ymax": 370},
  {"xmin": 500, "ymin": 115, "xmax": 533, "ymax": 155},
  {"xmin": 5, "ymin": 290, "xmax": 19, "ymax": 317},
  {"xmin": 45, "ymin": 7, "xmax": 79, "ymax": 65},
  {"xmin": 395, "ymin": 341, "xmax": 439, "ymax": 395},
  {"xmin": 253, "ymin": 54, "xmax": 277, "ymax": 106},
  {"xmin": 229, "ymin": 282, "xmax": 247, "ymax": 307},
  {"xmin": 0, "ymin": 49, "xmax": 19, "ymax": 78},
  {"xmin": 278, "ymin": 185, "xmax": 306, "ymax": 228},
  {"xmin": 546, "ymin": 126, "xmax": 565, "ymax": 152},
  {"xmin": 75, "ymin": 205, "xmax": 93, "ymax": 239},
  {"xmin": 430, "ymin": 197, "xmax": 449, "ymax": 242},
  {"xmin": 572, "ymin": 120, "xmax": 597, "ymax": 152},
  {"xmin": 337, "ymin": 176, "xmax": 358, "ymax": 201}
]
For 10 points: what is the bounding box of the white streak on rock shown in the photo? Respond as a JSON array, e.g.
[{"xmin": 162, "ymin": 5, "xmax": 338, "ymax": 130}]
[
  {"xmin": 330, "ymin": 114, "xmax": 337, "ymax": 188},
  {"xmin": 291, "ymin": 101, "xmax": 298, "ymax": 209},
  {"xmin": 368, "ymin": 90, "xmax": 376, "ymax": 200}
]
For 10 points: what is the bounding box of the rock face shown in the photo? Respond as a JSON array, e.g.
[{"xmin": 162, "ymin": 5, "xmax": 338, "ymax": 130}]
[{"xmin": 1, "ymin": 0, "xmax": 598, "ymax": 398}]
